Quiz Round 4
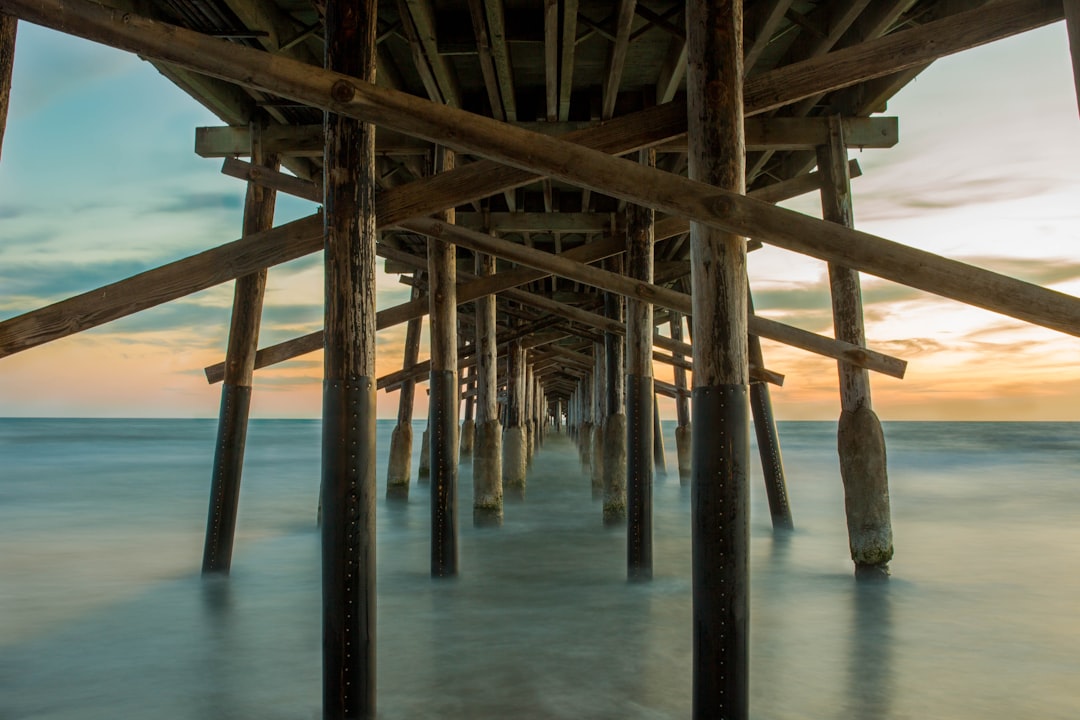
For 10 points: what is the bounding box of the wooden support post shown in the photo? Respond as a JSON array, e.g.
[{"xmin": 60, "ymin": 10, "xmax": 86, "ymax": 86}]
[
  {"xmin": 591, "ymin": 341, "xmax": 606, "ymax": 499},
  {"xmin": 670, "ymin": 313, "xmax": 692, "ymax": 483},
  {"xmin": 0, "ymin": 14, "xmax": 15, "ymax": 162},
  {"xmin": 748, "ymin": 293, "xmax": 793, "ymax": 531},
  {"xmin": 652, "ymin": 393, "xmax": 667, "ymax": 477},
  {"xmin": 321, "ymin": 0, "xmax": 378, "ymax": 714},
  {"xmin": 202, "ymin": 123, "xmax": 279, "ymax": 575},
  {"xmin": 460, "ymin": 358, "xmax": 475, "ymax": 461},
  {"xmin": 386, "ymin": 281, "xmax": 423, "ymax": 500},
  {"xmin": 818, "ymin": 115, "xmax": 893, "ymax": 580},
  {"xmin": 428, "ymin": 146, "xmax": 458, "ymax": 578},
  {"xmin": 417, "ymin": 425, "xmax": 431, "ymax": 481},
  {"xmin": 688, "ymin": 2, "xmax": 750, "ymax": 717},
  {"xmin": 536, "ymin": 379, "xmax": 545, "ymax": 447},
  {"xmin": 579, "ymin": 370, "xmax": 594, "ymax": 471},
  {"xmin": 1065, "ymin": 0, "xmax": 1080, "ymax": 116},
  {"xmin": 473, "ymin": 250, "xmax": 502, "ymax": 525},
  {"xmin": 503, "ymin": 333, "xmax": 528, "ymax": 499},
  {"xmin": 626, "ymin": 150, "xmax": 655, "ymax": 578},
  {"xmin": 525, "ymin": 364, "xmax": 536, "ymax": 463},
  {"xmin": 603, "ymin": 256, "xmax": 627, "ymax": 525}
]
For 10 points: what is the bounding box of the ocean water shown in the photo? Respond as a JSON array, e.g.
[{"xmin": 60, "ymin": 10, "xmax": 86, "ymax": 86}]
[{"xmin": 1, "ymin": 418, "xmax": 1078, "ymax": 719}]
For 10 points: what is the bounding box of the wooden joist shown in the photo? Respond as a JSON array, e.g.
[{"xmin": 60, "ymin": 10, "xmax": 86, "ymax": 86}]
[
  {"xmin": 196, "ymin": 116, "xmax": 897, "ymax": 157},
  {"xmin": 196, "ymin": 124, "xmax": 430, "ymax": 157},
  {"xmin": 602, "ymin": 0, "xmax": 638, "ymax": 120}
]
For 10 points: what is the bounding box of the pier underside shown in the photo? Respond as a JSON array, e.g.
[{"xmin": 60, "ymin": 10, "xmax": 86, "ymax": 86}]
[{"xmin": 1, "ymin": 0, "xmax": 1079, "ymax": 717}]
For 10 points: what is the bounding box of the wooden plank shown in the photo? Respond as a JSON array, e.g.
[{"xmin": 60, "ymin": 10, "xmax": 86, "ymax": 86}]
[
  {"xmin": 558, "ymin": 0, "xmax": 578, "ymax": 122},
  {"xmin": 544, "ymin": 0, "xmax": 558, "ymax": 121},
  {"xmin": 660, "ymin": 116, "xmax": 899, "ymax": 152},
  {"xmin": 602, "ymin": 0, "xmax": 638, "ymax": 120},
  {"xmin": 0, "ymin": 14, "xmax": 15, "ymax": 162},
  {"xmin": 401, "ymin": 0, "xmax": 462, "ymax": 107},
  {"xmin": 221, "ymin": 157, "xmax": 321, "ymax": 202},
  {"xmin": 483, "ymin": 0, "xmax": 516, "ymax": 121},
  {"xmin": 197, "ymin": 116, "xmax": 895, "ymax": 158},
  {"xmin": 466, "ymin": 0, "xmax": 504, "ymax": 119},
  {"xmin": 744, "ymin": 0, "xmax": 794, "ymax": 72},
  {"xmin": 197, "ymin": 124, "xmax": 429, "ymax": 157},
  {"xmin": 655, "ymin": 33, "xmax": 687, "ymax": 105}
]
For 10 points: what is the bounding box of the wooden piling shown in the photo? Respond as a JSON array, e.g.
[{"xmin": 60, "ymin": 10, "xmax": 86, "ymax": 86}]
[
  {"xmin": 626, "ymin": 150, "xmax": 655, "ymax": 579},
  {"xmin": 748, "ymin": 294, "xmax": 794, "ymax": 530},
  {"xmin": 202, "ymin": 122, "xmax": 279, "ymax": 575},
  {"xmin": 473, "ymin": 251, "xmax": 502, "ymax": 525},
  {"xmin": 460, "ymin": 360, "xmax": 475, "ymax": 461},
  {"xmin": 670, "ymin": 313, "xmax": 692, "ymax": 483},
  {"xmin": 321, "ymin": 0, "xmax": 378, "ymax": 713},
  {"xmin": 0, "ymin": 14, "xmax": 15, "ymax": 162},
  {"xmin": 818, "ymin": 115, "xmax": 893, "ymax": 579},
  {"xmin": 602, "ymin": 267, "xmax": 628, "ymax": 523},
  {"xmin": 525, "ymin": 364, "xmax": 536, "ymax": 463},
  {"xmin": 428, "ymin": 145, "xmax": 459, "ymax": 578},
  {"xmin": 653, "ymin": 393, "xmax": 667, "ymax": 476},
  {"xmin": 591, "ymin": 343, "xmax": 606, "ymax": 498},
  {"xmin": 417, "ymin": 426, "xmax": 431, "ymax": 481},
  {"xmin": 503, "ymin": 335, "xmax": 528, "ymax": 498},
  {"xmin": 579, "ymin": 371, "xmax": 594, "ymax": 471},
  {"xmin": 688, "ymin": 1, "xmax": 750, "ymax": 717},
  {"xmin": 386, "ymin": 281, "xmax": 423, "ymax": 500}
]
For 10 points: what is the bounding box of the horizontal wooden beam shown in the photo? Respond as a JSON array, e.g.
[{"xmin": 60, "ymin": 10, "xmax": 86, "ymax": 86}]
[
  {"xmin": 0, "ymin": 214, "xmax": 324, "ymax": 359},
  {"xmin": 197, "ymin": 116, "xmax": 898, "ymax": 158},
  {"xmin": 659, "ymin": 116, "xmax": 898, "ymax": 152},
  {"xmin": 221, "ymin": 157, "xmax": 321, "ymax": 202},
  {"xmin": 196, "ymin": 123, "xmax": 431, "ymax": 157}
]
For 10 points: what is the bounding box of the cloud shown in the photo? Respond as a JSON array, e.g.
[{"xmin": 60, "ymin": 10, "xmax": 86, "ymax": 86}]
[
  {"xmin": 954, "ymin": 256, "xmax": 1080, "ymax": 287},
  {"xmin": 0, "ymin": 205, "xmax": 31, "ymax": 220},
  {"xmin": 855, "ymin": 174, "xmax": 1060, "ymax": 223},
  {"xmin": 151, "ymin": 192, "xmax": 244, "ymax": 215},
  {"xmin": 0, "ymin": 258, "xmax": 166, "ymax": 310}
]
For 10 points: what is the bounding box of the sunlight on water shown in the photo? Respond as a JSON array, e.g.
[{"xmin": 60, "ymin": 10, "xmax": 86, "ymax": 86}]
[{"xmin": 1, "ymin": 419, "xmax": 1078, "ymax": 718}]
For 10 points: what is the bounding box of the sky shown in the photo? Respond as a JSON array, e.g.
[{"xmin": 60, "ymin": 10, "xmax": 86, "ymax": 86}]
[{"xmin": 1, "ymin": 20, "xmax": 1080, "ymax": 420}]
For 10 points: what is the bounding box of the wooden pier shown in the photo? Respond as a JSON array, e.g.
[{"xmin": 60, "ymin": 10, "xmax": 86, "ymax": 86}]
[{"xmin": 1, "ymin": 0, "xmax": 1079, "ymax": 717}]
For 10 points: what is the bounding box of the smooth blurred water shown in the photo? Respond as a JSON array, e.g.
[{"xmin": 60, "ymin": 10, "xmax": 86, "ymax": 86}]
[{"xmin": 1, "ymin": 418, "xmax": 1078, "ymax": 719}]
